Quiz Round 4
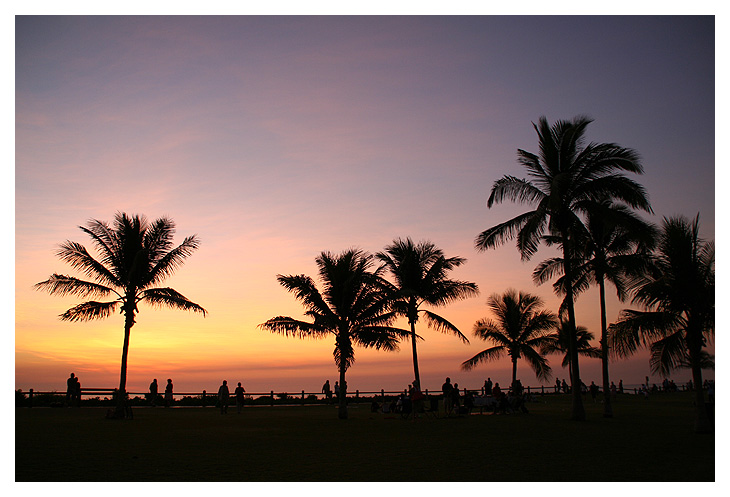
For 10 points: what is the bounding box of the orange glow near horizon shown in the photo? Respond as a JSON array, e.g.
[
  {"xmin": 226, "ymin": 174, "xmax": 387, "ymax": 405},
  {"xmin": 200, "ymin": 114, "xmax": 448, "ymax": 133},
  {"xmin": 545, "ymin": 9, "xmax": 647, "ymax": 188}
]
[{"xmin": 14, "ymin": 17, "xmax": 715, "ymax": 397}]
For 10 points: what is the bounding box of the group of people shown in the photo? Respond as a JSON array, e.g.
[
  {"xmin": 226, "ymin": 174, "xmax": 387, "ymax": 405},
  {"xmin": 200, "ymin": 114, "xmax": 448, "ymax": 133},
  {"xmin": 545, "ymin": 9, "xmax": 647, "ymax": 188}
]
[
  {"xmin": 214, "ymin": 380, "xmax": 247, "ymax": 414},
  {"xmin": 443, "ymin": 377, "xmax": 529, "ymax": 416},
  {"xmin": 321, "ymin": 379, "xmax": 343, "ymax": 403},
  {"xmin": 65, "ymin": 373, "xmax": 81, "ymax": 407},
  {"xmin": 147, "ymin": 378, "xmax": 174, "ymax": 407}
]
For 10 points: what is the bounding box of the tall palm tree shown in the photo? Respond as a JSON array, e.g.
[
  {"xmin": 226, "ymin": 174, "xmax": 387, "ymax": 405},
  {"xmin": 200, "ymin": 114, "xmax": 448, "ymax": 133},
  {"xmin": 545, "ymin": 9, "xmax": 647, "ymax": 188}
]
[
  {"xmin": 475, "ymin": 116, "xmax": 651, "ymax": 420},
  {"xmin": 533, "ymin": 200, "xmax": 656, "ymax": 417},
  {"xmin": 375, "ymin": 238, "xmax": 479, "ymax": 387},
  {"xmin": 259, "ymin": 249, "xmax": 405, "ymax": 419},
  {"xmin": 35, "ymin": 213, "xmax": 207, "ymax": 418},
  {"xmin": 540, "ymin": 319, "xmax": 601, "ymax": 383},
  {"xmin": 461, "ymin": 290, "xmax": 557, "ymax": 386},
  {"xmin": 610, "ymin": 215, "xmax": 714, "ymax": 432}
]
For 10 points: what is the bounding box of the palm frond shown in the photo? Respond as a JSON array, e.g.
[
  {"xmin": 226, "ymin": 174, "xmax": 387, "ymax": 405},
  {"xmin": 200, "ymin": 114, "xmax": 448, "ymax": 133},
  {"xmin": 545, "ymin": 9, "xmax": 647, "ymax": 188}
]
[
  {"xmin": 258, "ymin": 316, "xmax": 330, "ymax": 339},
  {"xmin": 461, "ymin": 346, "xmax": 505, "ymax": 371},
  {"xmin": 421, "ymin": 310, "xmax": 469, "ymax": 343},
  {"xmin": 141, "ymin": 287, "xmax": 207, "ymax": 315},
  {"xmin": 60, "ymin": 300, "xmax": 120, "ymax": 322},
  {"xmin": 35, "ymin": 274, "xmax": 116, "ymax": 299}
]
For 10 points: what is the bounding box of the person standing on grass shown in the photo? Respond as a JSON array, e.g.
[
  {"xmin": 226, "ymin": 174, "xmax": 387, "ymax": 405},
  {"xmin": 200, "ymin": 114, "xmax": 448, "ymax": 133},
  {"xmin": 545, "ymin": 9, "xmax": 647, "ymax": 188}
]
[
  {"xmin": 165, "ymin": 379, "xmax": 174, "ymax": 407},
  {"xmin": 149, "ymin": 379, "xmax": 158, "ymax": 407},
  {"xmin": 334, "ymin": 381, "xmax": 340, "ymax": 401},
  {"xmin": 218, "ymin": 380, "xmax": 230, "ymax": 414},
  {"xmin": 235, "ymin": 382, "xmax": 245, "ymax": 413},
  {"xmin": 74, "ymin": 376, "xmax": 82, "ymax": 407},
  {"xmin": 66, "ymin": 373, "xmax": 76, "ymax": 407},
  {"xmin": 442, "ymin": 377, "xmax": 454, "ymax": 416},
  {"xmin": 322, "ymin": 380, "xmax": 332, "ymax": 403},
  {"xmin": 452, "ymin": 382, "xmax": 461, "ymax": 414}
]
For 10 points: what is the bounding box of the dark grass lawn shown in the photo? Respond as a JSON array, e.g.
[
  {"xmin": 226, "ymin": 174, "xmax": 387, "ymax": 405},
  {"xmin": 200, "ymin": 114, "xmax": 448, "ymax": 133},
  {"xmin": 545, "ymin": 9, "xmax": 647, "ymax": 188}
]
[{"xmin": 16, "ymin": 391, "xmax": 714, "ymax": 481}]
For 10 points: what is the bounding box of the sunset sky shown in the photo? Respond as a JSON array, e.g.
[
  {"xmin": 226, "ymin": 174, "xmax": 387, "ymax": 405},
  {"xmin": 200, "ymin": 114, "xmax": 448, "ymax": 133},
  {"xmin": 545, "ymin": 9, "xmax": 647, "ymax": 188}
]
[{"xmin": 14, "ymin": 15, "xmax": 716, "ymax": 397}]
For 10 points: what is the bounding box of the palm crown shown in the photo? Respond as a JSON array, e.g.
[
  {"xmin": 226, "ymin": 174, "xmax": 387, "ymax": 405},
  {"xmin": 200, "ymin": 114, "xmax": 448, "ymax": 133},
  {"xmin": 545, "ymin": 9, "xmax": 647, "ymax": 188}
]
[
  {"xmin": 376, "ymin": 237, "xmax": 479, "ymax": 387},
  {"xmin": 461, "ymin": 289, "xmax": 557, "ymax": 384},
  {"xmin": 475, "ymin": 116, "xmax": 651, "ymax": 421},
  {"xmin": 260, "ymin": 249, "xmax": 405, "ymax": 418},
  {"xmin": 35, "ymin": 213, "xmax": 206, "ymax": 416}
]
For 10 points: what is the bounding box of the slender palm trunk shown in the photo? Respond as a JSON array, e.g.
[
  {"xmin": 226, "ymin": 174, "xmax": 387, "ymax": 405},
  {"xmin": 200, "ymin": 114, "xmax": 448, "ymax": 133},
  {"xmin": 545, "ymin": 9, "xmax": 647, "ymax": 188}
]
[
  {"xmin": 688, "ymin": 332, "xmax": 711, "ymax": 433},
  {"xmin": 410, "ymin": 320, "xmax": 421, "ymax": 388},
  {"xmin": 562, "ymin": 234, "xmax": 586, "ymax": 421},
  {"xmin": 598, "ymin": 277, "xmax": 613, "ymax": 418},
  {"xmin": 511, "ymin": 357, "xmax": 518, "ymax": 389},
  {"xmin": 338, "ymin": 365, "xmax": 348, "ymax": 420},
  {"xmin": 115, "ymin": 305, "xmax": 134, "ymax": 418}
]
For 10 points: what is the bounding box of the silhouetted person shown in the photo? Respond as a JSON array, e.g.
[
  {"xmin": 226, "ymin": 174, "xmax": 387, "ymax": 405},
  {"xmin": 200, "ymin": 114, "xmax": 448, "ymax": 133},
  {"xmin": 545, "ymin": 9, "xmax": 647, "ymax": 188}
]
[
  {"xmin": 618, "ymin": 379, "xmax": 624, "ymax": 394},
  {"xmin": 589, "ymin": 381, "xmax": 599, "ymax": 402},
  {"xmin": 74, "ymin": 376, "xmax": 82, "ymax": 407},
  {"xmin": 235, "ymin": 382, "xmax": 245, "ymax": 413},
  {"xmin": 66, "ymin": 373, "xmax": 76, "ymax": 407},
  {"xmin": 334, "ymin": 381, "xmax": 340, "ymax": 401},
  {"xmin": 149, "ymin": 378, "xmax": 158, "ymax": 407},
  {"xmin": 218, "ymin": 380, "xmax": 230, "ymax": 414},
  {"xmin": 555, "ymin": 378, "xmax": 561, "ymax": 393},
  {"xmin": 442, "ymin": 377, "xmax": 454, "ymax": 416},
  {"xmin": 485, "ymin": 377, "xmax": 493, "ymax": 397},
  {"xmin": 561, "ymin": 379, "xmax": 569, "ymax": 393},
  {"xmin": 322, "ymin": 380, "xmax": 332, "ymax": 403},
  {"xmin": 452, "ymin": 383, "xmax": 461, "ymax": 414},
  {"xmin": 165, "ymin": 379, "xmax": 173, "ymax": 407}
]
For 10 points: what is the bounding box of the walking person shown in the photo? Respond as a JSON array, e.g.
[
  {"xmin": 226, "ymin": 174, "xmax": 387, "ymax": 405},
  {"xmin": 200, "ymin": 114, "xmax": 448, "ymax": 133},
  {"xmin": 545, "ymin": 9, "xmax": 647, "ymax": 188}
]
[
  {"xmin": 235, "ymin": 382, "xmax": 245, "ymax": 413},
  {"xmin": 218, "ymin": 380, "xmax": 230, "ymax": 414},
  {"xmin": 66, "ymin": 373, "xmax": 76, "ymax": 407},
  {"xmin": 442, "ymin": 377, "xmax": 454, "ymax": 416},
  {"xmin": 149, "ymin": 378, "xmax": 158, "ymax": 407},
  {"xmin": 322, "ymin": 380, "xmax": 332, "ymax": 404},
  {"xmin": 164, "ymin": 378, "xmax": 174, "ymax": 407}
]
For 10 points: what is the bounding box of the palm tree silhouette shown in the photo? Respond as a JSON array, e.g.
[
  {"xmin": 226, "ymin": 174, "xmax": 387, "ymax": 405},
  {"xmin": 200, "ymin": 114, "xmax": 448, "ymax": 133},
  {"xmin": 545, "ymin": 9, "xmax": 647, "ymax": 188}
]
[
  {"xmin": 35, "ymin": 213, "xmax": 207, "ymax": 418},
  {"xmin": 461, "ymin": 289, "xmax": 556, "ymax": 387},
  {"xmin": 534, "ymin": 200, "xmax": 656, "ymax": 417},
  {"xmin": 540, "ymin": 319, "xmax": 601, "ymax": 384},
  {"xmin": 376, "ymin": 238, "xmax": 479, "ymax": 388},
  {"xmin": 610, "ymin": 215, "xmax": 714, "ymax": 432},
  {"xmin": 475, "ymin": 116, "xmax": 651, "ymax": 420},
  {"xmin": 259, "ymin": 249, "xmax": 405, "ymax": 419}
]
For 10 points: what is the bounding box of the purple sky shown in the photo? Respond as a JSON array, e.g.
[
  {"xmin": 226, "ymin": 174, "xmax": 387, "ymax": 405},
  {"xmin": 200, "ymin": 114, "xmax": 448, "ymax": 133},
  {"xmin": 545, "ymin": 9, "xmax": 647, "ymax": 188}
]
[{"xmin": 14, "ymin": 15, "xmax": 715, "ymax": 394}]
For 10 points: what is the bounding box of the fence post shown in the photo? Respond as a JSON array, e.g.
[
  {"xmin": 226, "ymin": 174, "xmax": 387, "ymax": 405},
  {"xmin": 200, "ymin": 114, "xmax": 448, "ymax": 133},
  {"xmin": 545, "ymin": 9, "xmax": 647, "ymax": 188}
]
[
  {"xmin": 270, "ymin": 390, "xmax": 274, "ymax": 406},
  {"xmin": 301, "ymin": 390, "xmax": 305, "ymax": 404},
  {"xmin": 527, "ymin": 386, "xmax": 531, "ymax": 395},
  {"xmin": 202, "ymin": 390, "xmax": 206, "ymax": 407},
  {"xmin": 29, "ymin": 388, "xmax": 33, "ymax": 408},
  {"xmin": 355, "ymin": 390, "xmax": 359, "ymax": 400}
]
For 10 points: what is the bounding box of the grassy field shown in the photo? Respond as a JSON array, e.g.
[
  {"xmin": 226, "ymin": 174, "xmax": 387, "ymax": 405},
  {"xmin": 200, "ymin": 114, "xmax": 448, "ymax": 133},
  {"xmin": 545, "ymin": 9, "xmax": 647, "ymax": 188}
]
[{"xmin": 16, "ymin": 391, "xmax": 714, "ymax": 481}]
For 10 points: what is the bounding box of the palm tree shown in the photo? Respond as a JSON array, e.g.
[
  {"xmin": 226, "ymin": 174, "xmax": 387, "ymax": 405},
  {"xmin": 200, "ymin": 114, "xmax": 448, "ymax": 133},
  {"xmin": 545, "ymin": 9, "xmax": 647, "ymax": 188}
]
[
  {"xmin": 533, "ymin": 200, "xmax": 656, "ymax": 417},
  {"xmin": 475, "ymin": 116, "xmax": 651, "ymax": 420},
  {"xmin": 35, "ymin": 213, "xmax": 207, "ymax": 418},
  {"xmin": 610, "ymin": 215, "xmax": 714, "ymax": 432},
  {"xmin": 375, "ymin": 238, "xmax": 479, "ymax": 387},
  {"xmin": 259, "ymin": 249, "xmax": 405, "ymax": 419},
  {"xmin": 540, "ymin": 319, "xmax": 601, "ymax": 383},
  {"xmin": 461, "ymin": 289, "xmax": 557, "ymax": 386}
]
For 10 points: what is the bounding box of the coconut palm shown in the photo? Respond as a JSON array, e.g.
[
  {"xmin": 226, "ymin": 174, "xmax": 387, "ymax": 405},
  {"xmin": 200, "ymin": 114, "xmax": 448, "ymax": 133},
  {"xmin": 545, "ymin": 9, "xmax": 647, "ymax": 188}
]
[
  {"xmin": 610, "ymin": 215, "xmax": 714, "ymax": 432},
  {"xmin": 259, "ymin": 249, "xmax": 405, "ymax": 419},
  {"xmin": 35, "ymin": 213, "xmax": 207, "ymax": 418},
  {"xmin": 375, "ymin": 238, "xmax": 479, "ymax": 387},
  {"xmin": 533, "ymin": 200, "xmax": 656, "ymax": 417},
  {"xmin": 461, "ymin": 290, "xmax": 557, "ymax": 386},
  {"xmin": 540, "ymin": 319, "xmax": 601, "ymax": 383},
  {"xmin": 475, "ymin": 116, "xmax": 651, "ymax": 420}
]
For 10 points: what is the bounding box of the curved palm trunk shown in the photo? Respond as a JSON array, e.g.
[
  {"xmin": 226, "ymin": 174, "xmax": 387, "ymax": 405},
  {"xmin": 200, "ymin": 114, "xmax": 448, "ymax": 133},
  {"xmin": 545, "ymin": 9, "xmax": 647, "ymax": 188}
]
[
  {"xmin": 598, "ymin": 277, "xmax": 613, "ymax": 418},
  {"xmin": 511, "ymin": 356, "xmax": 518, "ymax": 389},
  {"xmin": 562, "ymin": 235, "xmax": 586, "ymax": 421},
  {"xmin": 688, "ymin": 333, "xmax": 711, "ymax": 433},
  {"xmin": 114, "ymin": 303, "xmax": 135, "ymax": 418},
  {"xmin": 410, "ymin": 320, "xmax": 421, "ymax": 388},
  {"xmin": 338, "ymin": 365, "xmax": 348, "ymax": 420}
]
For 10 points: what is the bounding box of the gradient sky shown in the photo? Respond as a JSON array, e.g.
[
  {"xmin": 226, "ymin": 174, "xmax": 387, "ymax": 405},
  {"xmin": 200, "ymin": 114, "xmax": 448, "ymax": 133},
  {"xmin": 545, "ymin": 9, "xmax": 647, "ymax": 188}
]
[{"xmin": 14, "ymin": 15, "xmax": 715, "ymax": 396}]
